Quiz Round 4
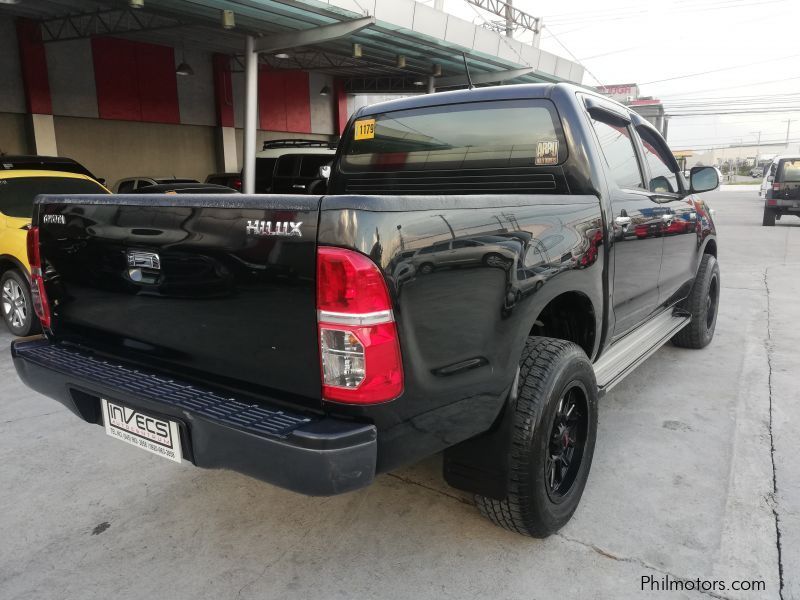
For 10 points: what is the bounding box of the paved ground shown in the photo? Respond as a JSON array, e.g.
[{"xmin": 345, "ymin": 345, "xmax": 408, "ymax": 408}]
[{"xmin": 1, "ymin": 186, "xmax": 798, "ymax": 599}]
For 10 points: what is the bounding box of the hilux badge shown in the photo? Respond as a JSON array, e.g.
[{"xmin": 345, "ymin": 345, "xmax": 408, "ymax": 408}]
[{"xmin": 246, "ymin": 220, "xmax": 302, "ymax": 237}]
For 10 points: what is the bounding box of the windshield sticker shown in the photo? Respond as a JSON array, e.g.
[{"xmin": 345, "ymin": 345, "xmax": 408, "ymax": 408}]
[
  {"xmin": 535, "ymin": 140, "xmax": 559, "ymax": 165},
  {"xmin": 354, "ymin": 118, "xmax": 376, "ymax": 141}
]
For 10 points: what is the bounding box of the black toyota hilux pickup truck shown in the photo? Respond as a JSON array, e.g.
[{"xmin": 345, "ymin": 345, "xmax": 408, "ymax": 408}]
[{"xmin": 12, "ymin": 83, "xmax": 720, "ymax": 537}]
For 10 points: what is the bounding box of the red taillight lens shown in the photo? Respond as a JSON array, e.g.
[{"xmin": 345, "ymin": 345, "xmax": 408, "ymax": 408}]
[
  {"xmin": 233, "ymin": 178, "xmax": 242, "ymax": 190},
  {"xmin": 767, "ymin": 199, "xmax": 778, "ymax": 206},
  {"xmin": 26, "ymin": 226, "xmax": 51, "ymax": 330},
  {"xmin": 773, "ymin": 182, "xmax": 781, "ymax": 191},
  {"xmin": 317, "ymin": 247, "xmax": 403, "ymax": 404}
]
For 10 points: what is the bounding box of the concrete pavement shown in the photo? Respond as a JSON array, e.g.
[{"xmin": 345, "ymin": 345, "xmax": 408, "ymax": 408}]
[{"xmin": 0, "ymin": 186, "xmax": 797, "ymax": 599}]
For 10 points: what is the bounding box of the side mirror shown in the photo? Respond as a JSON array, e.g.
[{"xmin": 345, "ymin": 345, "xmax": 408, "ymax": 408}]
[
  {"xmin": 319, "ymin": 164, "xmax": 331, "ymax": 180},
  {"xmin": 689, "ymin": 166, "xmax": 719, "ymax": 194}
]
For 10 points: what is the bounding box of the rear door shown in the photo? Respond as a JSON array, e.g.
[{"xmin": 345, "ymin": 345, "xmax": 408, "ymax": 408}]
[
  {"xmin": 271, "ymin": 156, "xmax": 301, "ymax": 193},
  {"xmin": 633, "ymin": 125, "xmax": 697, "ymax": 306},
  {"xmin": 587, "ymin": 113, "xmax": 662, "ymax": 338}
]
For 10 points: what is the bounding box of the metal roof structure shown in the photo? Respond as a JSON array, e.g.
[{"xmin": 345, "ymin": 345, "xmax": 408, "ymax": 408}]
[
  {"xmin": 3, "ymin": 0, "xmax": 584, "ymax": 89},
  {"xmin": 2, "ymin": 0, "xmax": 587, "ymax": 192}
]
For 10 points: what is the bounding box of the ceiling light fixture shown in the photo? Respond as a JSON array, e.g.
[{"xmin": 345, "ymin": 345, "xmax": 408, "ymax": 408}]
[
  {"xmin": 176, "ymin": 43, "xmax": 194, "ymax": 76},
  {"xmin": 176, "ymin": 60, "xmax": 194, "ymax": 76},
  {"xmin": 396, "ymin": 55, "xmax": 406, "ymax": 69},
  {"xmin": 221, "ymin": 9, "xmax": 235, "ymax": 30},
  {"xmin": 319, "ymin": 85, "xmax": 331, "ymax": 96},
  {"xmin": 128, "ymin": 0, "xmax": 144, "ymax": 8},
  {"xmin": 274, "ymin": 52, "xmax": 290, "ymax": 59},
  {"xmin": 412, "ymin": 80, "xmax": 425, "ymax": 86},
  {"xmin": 352, "ymin": 43, "xmax": 362, "ymax": 59},
  {"xmin": 432, "ymin": 64, "xmax": 442, "ymax": 77}
]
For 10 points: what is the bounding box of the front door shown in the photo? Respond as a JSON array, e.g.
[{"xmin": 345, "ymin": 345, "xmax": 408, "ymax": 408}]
[{"xmin": 588, "ymin": 116, "xmax": 663, "ymax": 338}]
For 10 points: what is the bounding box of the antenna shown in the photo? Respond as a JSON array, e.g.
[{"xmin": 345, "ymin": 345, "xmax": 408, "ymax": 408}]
[{"xmin": 461, "ymin": 52, "xmax": 474, "ymax": 90}]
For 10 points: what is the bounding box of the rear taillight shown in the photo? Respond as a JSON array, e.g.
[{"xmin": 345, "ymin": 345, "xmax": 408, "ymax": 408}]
[
  {"xmin": 26, "ymin": 226, "xmax": 51, "ymax": 330},
  {"xmin": 767, "ymin": 198, "xmax": 778, "ymax": 206},
  {"xmin": 233, "ymin": 178, "xmax": 242, "ymax": 190},
  {"xmin": 773, "ymin": 182, "xmax": 781, "ymax": 192},
  {"xmin": 316, "ymin": 247, "xmax": 403, "ymax": 404}
]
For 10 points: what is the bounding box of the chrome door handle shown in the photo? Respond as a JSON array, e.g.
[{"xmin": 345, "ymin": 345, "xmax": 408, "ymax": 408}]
[
  {"xmin": 615, "ymin": 216, "xmax": 632, "ymax": 226},
  {"xmin": 661, "ymin": 214, "xmax": 674, "ymax": 222}
]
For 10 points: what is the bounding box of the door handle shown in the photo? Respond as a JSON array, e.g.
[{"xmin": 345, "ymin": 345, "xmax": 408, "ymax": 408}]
[
  {"xmin": 292, "ymin": 184, "xmax": 306, "ymax": 190},
  {"xmin": 661, "ymin": 214, "xmax": 674, "ymax": 223},
  {"xmin": 615, "ymin": 216, "xmax": 632, "ymax": 226}
]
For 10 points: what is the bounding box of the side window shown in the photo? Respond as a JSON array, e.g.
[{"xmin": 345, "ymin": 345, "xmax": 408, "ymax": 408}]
[
  {"xmin": 636, "ymin": 127, "xmax": 680, "ymax": 194},
  {"xmin": 275, "ymin": 156, "xmax": 299, "ymax": 177},
  {"xmin": 117, "ymin": 180, "xmax": 135, "ymax": 193},
  {"xmin": 589, "ymin": 119, "xmax": 644, "ymax": 190},
  {"xmin": 452, "ymin": 239, "xmax": 481, "ymax": 249}
]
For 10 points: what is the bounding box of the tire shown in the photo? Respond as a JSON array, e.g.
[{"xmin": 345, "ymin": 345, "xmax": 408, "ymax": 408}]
[
  {"xmin": 475, "ymin": 337, "xmax": 598, "ymax": 538},
  {"xmin": 762, "ymin": 208, "xmax": 776, "ymax": 226},
  {"xmin": 483, "ymin": 253, "xmax": 509, "ymax": 268},
  {"xmin": 672, "ymin": 254, "xmax": 720, "ymax": 349},
  {"xmin": 1, "ymin": 270, "xmax": 40, "ymax": 337}
]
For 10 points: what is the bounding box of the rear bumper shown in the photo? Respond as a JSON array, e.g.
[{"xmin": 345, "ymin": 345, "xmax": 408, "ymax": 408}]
[
  {"xmin": 773, "ymin": 199, "xmax": 800, "ymax": 210},
  {"xmin": 11, "ymin": 338, "xmax": 376, "ymax": 496}
]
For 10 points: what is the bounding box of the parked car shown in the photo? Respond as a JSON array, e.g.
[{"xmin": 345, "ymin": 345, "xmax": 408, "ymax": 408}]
[
  {"xmin": 0, "ymin": 168, "xmax": 109, "ymax": 336},
  {"xmin": 759, "ymin": 161, "xmax": 776, "ymax": 197},
  {"xmin": 750, "ymin": 166, "xmax": 764, "ymax": 178},
  {"xmin": 205, "ymin": 172, "xmax": 242, "ymax": 191},
  {"xmin": 255, "ymin": 139, "xmax": 336, "ymax": 194},
  {"xmin": 762, "ymin": 155, "xmax": 800, "ymax": 226},
  {"xmin": 113, "ymin": 176, "xmax": 198, "ymax": 193},
  {"xmin": 13, "ymin": 83, "xmax": 720, "ymax": 538},
  {"xmin": 1, "ymin": 154, "xmax": 104, "ymax": 184},
  {"xmin": 133, "ymin": 182, "xmax": 239, "ymax": 194}
]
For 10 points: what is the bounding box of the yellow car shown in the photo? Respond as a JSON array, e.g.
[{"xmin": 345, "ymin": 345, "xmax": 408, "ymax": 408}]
[{"xmin": 0, "ymin": 169, "xmax": 109, "ymax": 336}]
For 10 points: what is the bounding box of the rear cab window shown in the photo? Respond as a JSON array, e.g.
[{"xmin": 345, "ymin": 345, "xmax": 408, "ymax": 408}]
[
  {"xmin": 0, "ymin": 176, "xmax": 107, "ymax": 219},
  {"xmin": 340, "ymin": 99, "xmax": 567, "ymax": 173}
]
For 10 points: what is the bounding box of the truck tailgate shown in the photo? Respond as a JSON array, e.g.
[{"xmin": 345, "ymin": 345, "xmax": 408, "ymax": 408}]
[{"xmin": 35, "ymin": 194, "xmax": 322, "ymax": 403}]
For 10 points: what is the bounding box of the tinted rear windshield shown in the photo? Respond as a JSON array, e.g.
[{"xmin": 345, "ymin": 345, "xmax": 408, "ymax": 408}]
[
  {"xmin": 0, "ymin": 176, "xmax": 106, "ymax": 219},
  {"xmin": 778, "ymin": 159, "xmax": 800, "ymax": 182},
  {"xmin": 341, "ymin": 99, "xmax": 566, "ymax": 172}
]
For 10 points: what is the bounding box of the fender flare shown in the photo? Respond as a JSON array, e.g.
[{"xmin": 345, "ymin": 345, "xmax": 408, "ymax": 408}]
[{"xmin": 0, "ymin": 254, "xmax": 29, "ymax": 279}]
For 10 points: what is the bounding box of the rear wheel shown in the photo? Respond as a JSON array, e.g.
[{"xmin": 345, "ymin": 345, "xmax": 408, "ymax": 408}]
[
  {"xmin": 474, "ymin": 337, "xmax": 598, "ymax": 537},
  {"xmin": 762, "ymin": 208, "xmax": 776, "ymax": 226},
  {"xmin": 1, "ymin": 270, "xmax": 40, "ymax": 337},
  {"xmin": 672, "ymin": 254, "xmax": 719, "ymax": 349}
]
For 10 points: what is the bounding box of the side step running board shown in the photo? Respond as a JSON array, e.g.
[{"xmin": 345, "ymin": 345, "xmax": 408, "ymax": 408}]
[{"xmin": 594, "ymin": 311, "xmax": 690, "ymax": 391}]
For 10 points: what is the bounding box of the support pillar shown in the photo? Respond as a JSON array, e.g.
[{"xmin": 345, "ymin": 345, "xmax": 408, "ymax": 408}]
[
  {"xmin": 16, "ymin": 18, "xmax": 57, "ymax": 156},
  {"xmin": 212, "ymin": 53, "xmax": 238, "ymax": 173},
  {"xmin": 242, "ymin": 35, "xmax": 258, "ymax": 194},
  {"xmin": 334, "ymin": 78, "xmax": 348, "ymax": 135}
]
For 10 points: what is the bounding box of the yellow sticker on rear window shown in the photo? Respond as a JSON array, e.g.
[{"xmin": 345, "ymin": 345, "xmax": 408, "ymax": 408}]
[{"xmin": 354, "ymin": 118, "xmax": 376, "ymax": 140}]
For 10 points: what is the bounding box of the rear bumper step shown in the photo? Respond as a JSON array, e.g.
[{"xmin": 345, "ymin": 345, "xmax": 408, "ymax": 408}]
[{"xmin": 11, "ymin": 338, "xmax": 376, "ymax": 496}]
